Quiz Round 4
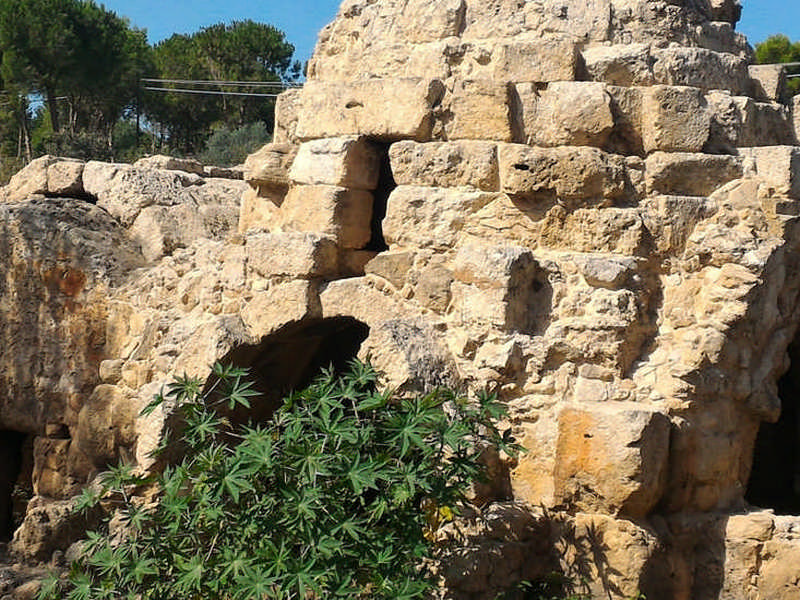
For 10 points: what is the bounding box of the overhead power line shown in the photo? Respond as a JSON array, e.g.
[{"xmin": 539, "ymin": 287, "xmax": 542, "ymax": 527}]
[
  {"xmin": 142, "ymin": 86, "xmax": 283, "ymax": 98},
  {"xmin": 141, "ymin": 78, "xmax": 301, "ymax": 88}
]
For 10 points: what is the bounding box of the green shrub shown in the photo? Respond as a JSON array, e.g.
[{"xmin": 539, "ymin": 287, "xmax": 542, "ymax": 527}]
[
  {"xmin": 198, "ymin": 122, "xmax": 271, "ymax": 167},
  {"xmin": 41, "ymin": 361, "xmax": 517, "ymax": 599}
]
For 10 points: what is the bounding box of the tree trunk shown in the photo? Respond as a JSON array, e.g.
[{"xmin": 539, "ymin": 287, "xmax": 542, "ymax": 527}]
[{"xmin": 46, "ymin": 87, "xmax": 60, "ymax": 133}]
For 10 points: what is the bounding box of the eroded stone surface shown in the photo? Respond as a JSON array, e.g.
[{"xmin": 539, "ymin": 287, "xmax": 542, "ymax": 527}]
[{"xmin": 6, "ymin": 0, "xmax": 800, "ymax": 598}]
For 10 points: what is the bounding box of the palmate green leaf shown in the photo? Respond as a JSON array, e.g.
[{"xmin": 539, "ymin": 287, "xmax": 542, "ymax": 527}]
[
  {"xmin": 184, "ymin": 410, "xmax": 227, "ymax": 447},
  {"xmin": 166, "ymin": 373, "xmax": 202, "ymax": 404},
  {"xmin": 222, "ymin": 375, "xmax": 261, "ymax": 410},
  {"xmin": 72, "ymin": 486, "xmax": 101, "ymax": 515},
  {"xmin": 212, "ymin": 361, "xmax": 251, "ymax": 380},
  {"xmin": 219, "ymin": 549, "xmax": 253, "ymax": 582},
  {"xmin": 233, "ymin": 564, "xmax": 278, "ymax": 600},
  {"xmin": 66, "ymin": 573, "xmax": 93, "ymax": 600},
  {"xmin": 139, "ymin": 391, "xmax": 166, "ymax": 418},
  {"xmin": 36, "ymin": 573, "xmax": 62, "ymax": 600},
  {"xmin": 220, "ymin": 463, "xmax": 255, "ymax": 503},
  {"xmin": 86, "ymin": 546, "xmax": 124, "ymax": 578},
  {"xmin": 55, "ymin": 359, "xmax": 521, "ymax": 600},
  {"xmin": 130, "ymin": 557, "xmax": 158, "ymax": 585},
  {"xmin": 174, "ymin": 553, "xmax": 205, "ymax": 594},
  {"xmin": 346, "ymin": 453, "xmax": 380, "ymax": 495}
]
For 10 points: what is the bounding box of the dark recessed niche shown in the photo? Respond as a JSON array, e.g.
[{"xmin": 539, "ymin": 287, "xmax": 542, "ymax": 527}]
[
  {"xmin": 206, "ymin": 317, "xmax": 370, "ymax": 426},
  {"xmin": 0, "ymin": 431, "xmax": 33, "ymax": 541},
  {"xmin": 747, "ymin": 341, "xmax": 800, "ymax": 514},
  {"xmin": 365, "ymin": 142, "xmax": 394, "ymax": 253}
]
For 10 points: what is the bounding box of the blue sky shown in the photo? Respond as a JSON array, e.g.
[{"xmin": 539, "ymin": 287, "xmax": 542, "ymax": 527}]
[
  {"xmin": 101, "ymin": 0, "xmax": 800, "ymax": 66},
  {"xmin": 101, "ymin": 0, "xmax": 342, "ymax": 65}
]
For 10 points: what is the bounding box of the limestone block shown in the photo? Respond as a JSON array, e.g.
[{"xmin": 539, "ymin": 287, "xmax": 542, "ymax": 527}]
[
  {"xmin": 46, "ymin": 158, "xmax": 85, "ymax": 197},
  {"xmin": 749, "ymin": 64, "xmax": 787, "ymax": 103},
  {"xmin": 462, "ymin": 199, "xmax": 647, "ymax": 255},
  {"xmin": 5, "ymin": 155, "xmax": 51, "ymax": 199},
  {"xmin": 651, "ymin": 47, "xmax": 749, "ymax": 94},
  {"xmin": 83, "ymin": 161, "xmax": 188, "ymax": 227},
  {"xmin": 645, "ymin": 152, "xmax": 744, "ymax": 196},
  {"xmin": 129, "ymin": 204, "xmax": 204, "ymax": 263},
  {"xmin": 279, "ymin": 184, "xmax": 373, "ymax": 249},
  {"xmin": 513, "ymin": 82, "xmax": 538, "ymax": 145},
  {"xmin": 320, "ymin": 277, "xmax": 415, "ymax": 327},
  {"xmin": 358, "ymin": 318, "xmax": 460, "ymax": 395},
  {"xmin": 127, "ymin": 180, "xmax": 242, "ymax": 262},
  {"xmin": 444, "ymin": 79, "xmax": 515, "ymax": 142},
  {"xmin": 383, "ymin": 186, "xmax": 497, "ymax": 250},
  {"xmin": 245, "ymin": 232, "xmax": 339, "ymax": 279},
  {"xmin": 203, "ymin": 165, "xmax": 244, "ymax": 180},
  {"xmin": 553, "ymin": 514, "xmax": 661, "ymax": 600},
  {"xmin": 606, "ymin": 86, "xmax": 645, "ymax": 155},
  {"xmin": 450, "ymin": 244, "xmax": 548, "ymax": 334},
  {"xmin": 527, "ymin": 82, "xmax": 614, "ymax": 148},
  {"xmin": 295, "ymin": 78, "xmax": 445, "ymax": 141},
  {"xmin": 709, "ymin": 0, "xmax": 742, "ymax": 23},
  {"xmin": 237, "ymin": 186, "xmax": 283, "ymax": 234},
  {"xmin": 32, "ymin": 438, "xmax": 71, "ymax": 498},
  {"xmin": 243, "ymin": 142, "xmax": 297, "ymax": 188},
  {"xmin": 289, "ymin": 137, "xmax": 381, "ymax": 190},
  {"xmin": 70, "ymin": 385, "xmax": 137, "ymax": 473},
  {"xmin": 554, "ymin": 403, "xmax": 671, "ymax": 517},
  {"xmin": 574, "ymin": 254, "xmax": 639, "ymax": 289},
  {"xmin": 641, "ymin": 86, "xmax": 711, "ymax": 153},
  {"xmin": 414, "ymin": 264, "xmax": 454, "ymax": 312},
  {"xmin": 707, "ymin": 93, "xmax": 795, "ymax": 151},
  {"xmin": 757, "ymin": 520, "xmax": 800, "ymax": 600},
  {"xmin": 338, "ymin": 249, "xmax": 376, "ymax": 278},
  {"xmin": 740, "ymin": 146, "xmax": 800, "ymax": 198},
  {"xmin": 241, "ymin": 280, "xmax": 321, "ymax": 338},
  {"xmin": 582, "ymin": 44, "xmax": 654, "ymax": 86},
  {"xmin": 395, "ymin": 0, "xmax": 466, "ymax": 43},
  {"xmin": 98, "ymin": 359, "xmax": 124, "ymax": 384},
  {"xmin": 120, "ymin": 360, "xmax": 151, "ymax": 389},
  {"xmin": 134, "ymin": 155, "xmax": 204, "ymax": 175},
  {"xmin": 794, "ymin": 95, "xmax": 800, "ymax": 145},
  {"xmin": 388, "ymin": 140, "xmax": 499, "ymax": 191},
  {"xmin": 490, "ymin": 36, "xmax": 580, "ymax": 83},
  {"xmin": 5, "ymin": 155, "xmax": 85, "ymax": 202},
  {"xmin": 364, "ymin": 250, "xmax": 415, "ymax": 289},
  {"xmin": 498, "ymin": 144, "xmax": 628, "ymax": 205},
  {"xmin": 10, "ymin": 497, "xmax": 96, "ymax": 561},
  {"xmin": 273, "ymin": 87, "xmax": 303, "ymax": 144},
  {"xmin": 640, "ymin": 195, "xmax": 715, "ymax": 254},
  {"xmin": 738, "ymin": 100, "xmax": 795, "ymax": 147}
]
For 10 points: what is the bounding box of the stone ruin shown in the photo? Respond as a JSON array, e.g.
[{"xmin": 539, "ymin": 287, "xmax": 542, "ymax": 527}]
[{"xmin": 2, "ymin": 0, "xmax": 800, "ymax": 597}]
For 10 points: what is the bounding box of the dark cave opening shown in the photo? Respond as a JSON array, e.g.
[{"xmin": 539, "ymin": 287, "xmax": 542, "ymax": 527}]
[
  {"xmin": 746, "ymin": 340, "xmax": 800, "ymax": 514},
  {"xmin": 365, "ymin": 142, "xmax": 394, "ymax": 253},
  {"xmin": 0, "ymin": 431, "xmax": 33, "ymax": 541},
  {"xmin": 207, "ymin": 317, "xmax": 370, "ymax": 426}
]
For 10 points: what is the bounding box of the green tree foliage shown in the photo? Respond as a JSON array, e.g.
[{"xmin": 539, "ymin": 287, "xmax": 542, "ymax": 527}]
[
  {"xmin": 41, "ymin": 361, "xmax": 519, "ymax": 600},
  {"xmin": 195, "ymin": 20, "xmax": 301, "ymax": 127},
  {"xmin": 144, "ymin": 33, "xmax": 222, "ymax": 153},
  {"xmin": 754, "ymin": 34, "xmax": 800, "ymax": 94},
  {"xmin": 0, "ymin": 0, "xmax": 152, "ymax": 137},
  {"xmin": 145, "ymin": 20, "xmax": 299, "ymax": 154},
  {"xmin": 755, "ymin": 34, "xmax": 800, "ymax": 64},
  {"xmin": 199, "ymin": 122, "xmax": 272, "ymax": 167}
]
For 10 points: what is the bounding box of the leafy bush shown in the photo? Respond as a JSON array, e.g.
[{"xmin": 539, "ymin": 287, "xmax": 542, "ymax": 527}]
[
  {"xmin": 41, "ymin": 361, "xmax": 517, "ymax": 600},
  {"xmin": 198, "ymin": 122, "xmax": 271, "ymax": 167}
]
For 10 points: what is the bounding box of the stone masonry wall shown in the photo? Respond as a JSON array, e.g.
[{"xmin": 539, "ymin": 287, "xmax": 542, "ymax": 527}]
[{"xmin": 2, "ymin": 0, "xmax": 800, "ymax": 598}]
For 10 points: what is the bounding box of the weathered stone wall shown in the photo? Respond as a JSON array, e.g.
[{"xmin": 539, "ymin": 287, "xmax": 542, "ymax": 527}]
[{"xmin": 2, "ymin": 0, "xmax": 800, "ymax": 598}]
